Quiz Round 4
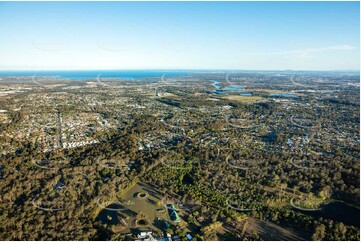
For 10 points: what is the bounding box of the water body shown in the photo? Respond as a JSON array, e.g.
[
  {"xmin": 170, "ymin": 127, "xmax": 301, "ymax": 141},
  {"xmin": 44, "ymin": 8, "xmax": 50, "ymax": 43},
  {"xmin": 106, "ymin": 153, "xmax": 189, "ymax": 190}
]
[
  {"xmin": 213, "ymin": 90, "xmax": 228, "ymax": 95},
  {"xmin": 270, "ymin": 93, "xmax": 299, "ymax": 98},
  {"xmin": 295, "ymin": 201, "xmax": 360, "ymax": 227},
  {"xmin": 210, "ymin": 80, "xmax": 246, "ymax": 95},
  {"xmin": 210, "ymin": 80, "xmax": 225, "ymax": 94},
  {"xmin": 211, "ymin": 80, "xmax": 221, "ymax": 89},
  {"xmin": 0, "ymin": 70, "xmax": 191, "ymax": 80},
  {"xmin": 240, "ymin": 93, "xmax": 253, "ymax": 96},
  {"xmin": 223, "ymin": 85, "xmax": 245, "ymax": 92}
]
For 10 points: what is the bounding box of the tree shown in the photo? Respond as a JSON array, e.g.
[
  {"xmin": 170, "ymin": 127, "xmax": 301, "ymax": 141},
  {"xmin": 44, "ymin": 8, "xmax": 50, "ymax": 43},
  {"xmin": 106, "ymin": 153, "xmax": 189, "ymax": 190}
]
[
  {"xmin": 241, "ymin": 220, "xmax": 248, "ymax": 235},
  {"xmin": 317, "ymin": 186, "xmax": 331, "ymax": 200},
  {"xmin": 312, "ymin": 224, "xmax": 326, "ymax": 241},
  {"xmin": 166, "ymin": 228, "xmax": 174, "ymax": 235}
]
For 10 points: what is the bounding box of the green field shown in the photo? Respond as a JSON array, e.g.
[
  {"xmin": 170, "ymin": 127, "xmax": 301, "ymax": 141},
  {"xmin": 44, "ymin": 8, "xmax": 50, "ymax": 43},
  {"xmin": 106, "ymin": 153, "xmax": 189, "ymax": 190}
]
[{"xmin": 222, "ymin": 95, "xmax": 266, "ymax": 103}]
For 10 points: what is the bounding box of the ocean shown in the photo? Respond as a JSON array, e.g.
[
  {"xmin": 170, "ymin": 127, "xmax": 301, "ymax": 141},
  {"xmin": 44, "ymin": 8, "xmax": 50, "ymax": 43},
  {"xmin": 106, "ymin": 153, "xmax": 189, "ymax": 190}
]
[{"xmin": 0, "ymin": 70, "xmax": 192, "ymax": 80}]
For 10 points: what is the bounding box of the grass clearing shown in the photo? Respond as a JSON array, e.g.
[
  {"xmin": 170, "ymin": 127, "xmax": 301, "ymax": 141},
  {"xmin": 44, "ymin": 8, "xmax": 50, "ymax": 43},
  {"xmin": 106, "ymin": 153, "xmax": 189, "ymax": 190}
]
[
  {"xmin": 248, "ymin": 89, "xmax": 285, "ymax": 93},
  {"xmin": 222, "ymin": 95, "xmax": 266, "ymax": 103},
  {"xmin": 114, "ymin": 182, "xmax": 169, "ymax": 234},
  {"xmin": 247, "ymin": 217, "xmax": 312, "ymax": 240},
  {"xmin": 161, "ymin": 92, "xmax": 177, "ymax": 97}
]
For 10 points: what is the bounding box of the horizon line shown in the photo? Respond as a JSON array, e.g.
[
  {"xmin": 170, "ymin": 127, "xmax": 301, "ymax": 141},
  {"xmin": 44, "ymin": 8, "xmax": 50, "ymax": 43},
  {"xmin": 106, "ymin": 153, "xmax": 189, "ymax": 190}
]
[{"xmin": 0, "ymin": 69, "xmax": 359, "ymax": 72}]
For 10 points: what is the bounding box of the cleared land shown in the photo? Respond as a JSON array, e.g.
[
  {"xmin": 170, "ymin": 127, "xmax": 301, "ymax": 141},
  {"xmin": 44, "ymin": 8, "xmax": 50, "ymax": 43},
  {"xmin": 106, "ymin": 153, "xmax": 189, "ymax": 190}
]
[
  {"xmin": 247, "ymin": 218, "xmax": 312, "ymax": 241},
  {"xmin": 221, "ymin": 95, "xmax": 266, "ymax": 103},
  {"xmin": 116, "ymin": 182, "xmax": 169, "ymax": 234}
]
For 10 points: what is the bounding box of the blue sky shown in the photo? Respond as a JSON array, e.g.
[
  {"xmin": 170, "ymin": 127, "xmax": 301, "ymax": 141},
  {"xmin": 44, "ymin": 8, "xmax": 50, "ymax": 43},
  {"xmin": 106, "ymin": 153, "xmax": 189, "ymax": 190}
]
[{"xmin": 0, "ymin": 1, "xmax": 359, "ymax": 70}]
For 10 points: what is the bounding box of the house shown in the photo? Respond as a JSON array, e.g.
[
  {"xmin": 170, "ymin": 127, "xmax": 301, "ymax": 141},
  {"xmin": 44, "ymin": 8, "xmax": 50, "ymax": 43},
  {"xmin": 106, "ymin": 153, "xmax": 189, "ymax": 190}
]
[
  {"xmin": 137, "ymin": 231, "xmax": 154, "ymax": 240},
  {"xmin": 167, "ymin": 204, "xmax": 180, "ymax": 222},
  {"xmin": 286, "ymin": 139, "xmax": 293, "ymax": 146},
  {"xmin": 54, "ymin": 179, "xmax": 65, "ymax": 191},
  {"xmin": 138, "ymin": 232, "xmax": 147, "ymax": 239},
  {"xmin": 186, "ymin": 234, "xmax": 193, "ymax": 240},
  {"xmin": 163, "ymin": 221, "xmax": 171, "ymax": 230},
  {"xmin": 172, "ymin": 235, "xmax": 180, "ymax": 241},
  {"xmin": 197, "ymin": 216, "xmax": 205, "ymax": 222}
]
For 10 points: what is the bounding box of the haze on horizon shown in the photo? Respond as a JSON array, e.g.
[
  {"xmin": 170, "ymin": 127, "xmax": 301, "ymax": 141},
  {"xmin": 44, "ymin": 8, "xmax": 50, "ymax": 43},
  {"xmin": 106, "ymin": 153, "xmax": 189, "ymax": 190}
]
[{"xmin": 0, "ymin": 1, "xmax": 359, "ymax": 71}]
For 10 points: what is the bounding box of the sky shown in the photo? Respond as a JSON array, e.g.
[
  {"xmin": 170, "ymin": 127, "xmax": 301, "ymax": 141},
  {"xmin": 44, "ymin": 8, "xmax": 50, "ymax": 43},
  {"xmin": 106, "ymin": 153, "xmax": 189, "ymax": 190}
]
[{"xmin": 0, "ymin": 1, "xmax": 359, "ymax": 70}]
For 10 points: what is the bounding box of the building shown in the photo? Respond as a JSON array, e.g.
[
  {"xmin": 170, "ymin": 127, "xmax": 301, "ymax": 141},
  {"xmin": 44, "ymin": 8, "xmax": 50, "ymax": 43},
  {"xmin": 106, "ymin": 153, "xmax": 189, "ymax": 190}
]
[
  {"xmin": 197, "ymin": 216, "xmax": 205, "ymax": 222},
  {"xmin": 167, "ymin": 204, "xmax": 180, "ymax": 222}
]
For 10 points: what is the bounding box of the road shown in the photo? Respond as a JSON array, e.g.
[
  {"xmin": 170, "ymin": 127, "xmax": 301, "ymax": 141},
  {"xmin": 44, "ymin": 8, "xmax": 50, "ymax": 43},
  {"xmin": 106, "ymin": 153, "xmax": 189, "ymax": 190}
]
[{"xmin": 57, "ymin": 108, "xmax": 63, "ymax": 149}]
